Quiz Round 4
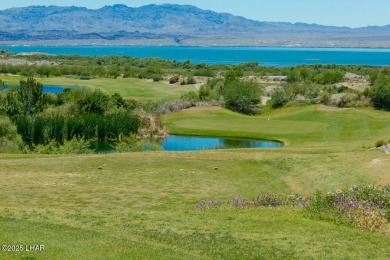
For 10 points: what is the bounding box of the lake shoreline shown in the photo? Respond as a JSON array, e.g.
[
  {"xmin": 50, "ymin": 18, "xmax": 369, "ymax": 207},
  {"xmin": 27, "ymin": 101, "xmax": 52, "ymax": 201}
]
[{"xmin": 1, "ymin": 46, "xmax": 389, "ymax": 66}]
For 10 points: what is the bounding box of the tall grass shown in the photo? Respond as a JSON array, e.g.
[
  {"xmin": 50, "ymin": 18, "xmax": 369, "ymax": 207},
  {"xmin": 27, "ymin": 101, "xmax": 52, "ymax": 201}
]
[{"xmin": 13, "ymin": 111, "xmax": 140, "ymax": 145}]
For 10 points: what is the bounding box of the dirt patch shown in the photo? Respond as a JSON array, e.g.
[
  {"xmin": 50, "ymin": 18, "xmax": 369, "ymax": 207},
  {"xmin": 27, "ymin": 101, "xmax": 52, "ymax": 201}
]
[
  {"xmin": 0, "ymin": 58, "xmax": 59, "ymax": 66},
  {"xmin": 317, "ymin": 105, "xmax": 351, "ymax": 112},
  {"xmin": 184, "ymin": 106, "xmax": 221, "ymax": 111},
  {"xmin": 261, "ymin": 96, "xmax": 271, "ymax": 105}
]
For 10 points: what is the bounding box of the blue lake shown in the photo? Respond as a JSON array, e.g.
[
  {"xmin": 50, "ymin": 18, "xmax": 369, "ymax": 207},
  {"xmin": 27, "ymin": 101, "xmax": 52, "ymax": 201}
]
[
  {"xmin": 161, "ymin": 135, "xmax": 283, "ymax": 151},
  {"xmin": 1, "ymin": 46, "xmax": 390, "ymax": 66}
]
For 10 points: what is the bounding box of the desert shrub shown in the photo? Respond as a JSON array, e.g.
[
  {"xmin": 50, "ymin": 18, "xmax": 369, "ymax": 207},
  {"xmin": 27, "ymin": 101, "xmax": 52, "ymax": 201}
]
[
  {"xmin": 181, "ymin": 91, "xmax": 199, "ymax": 102},
  {"xmin": 319, "ymin": 92, "xmax": 331, "ymax": 105},
  {"xmin": 286, "ymin": 71, "xmax": 301, "ymax": 83},
  {"xmin": 223, "ymin": 80, "xmax": 261, "ymax": 114},
  {"xmin": 199, "ymin": 84, "xmax": 211, "ymax": 101},
  {"xmin": 314, "ymin": 70, "xmax": 344, "ymax": 84},
  {"xmin": 370, "ymin": 75, "xmax": 390, "ymax": 111},
  {"xmin": 361, "ymin": 87, "xmax": 370, "ymax": 97},
  {"xmin": 269, "ymin": 88, "xmax": 289, "ymax": 109},
  {"xmin": 224, "ymin": 70, "xmax": 244, "ymax": 82},
  {"xmin": 375, "ymin": 140, "xmax": 386, "ymax": 148},
  {"xmin": 152, "ymin": 74, "xmax": 163, "ymax": 82},
  {"xmin": 194, "ymin": 68, "xmax": 215, "ymax": 77},
  {"xmin": 169, "ymin": 75, "xmax": 180, "ymax": 84},
  {"xmin": 154, "ymin": 98, "xmax": 196, "ymax": 115},
  {"xmin": 186, "ymin": 76, "xmax": 197, "ymax": 85},
  {"xmin": 337, "ymin": 93, "xmax": 359, "ymax": 107}
]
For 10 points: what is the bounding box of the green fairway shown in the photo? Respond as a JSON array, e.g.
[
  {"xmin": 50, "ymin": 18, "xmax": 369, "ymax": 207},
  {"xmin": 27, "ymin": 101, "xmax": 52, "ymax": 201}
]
[
  {"xmin": 163, "ymin": 105, "xmax": 390, "ymax": 149},
  {"xmin": 1, "ymin": 75, "xmax": 194, "ymax": 100},
  {"xmin": 1, "ymin": 105, "xmax": 390, "ymax": 258}
]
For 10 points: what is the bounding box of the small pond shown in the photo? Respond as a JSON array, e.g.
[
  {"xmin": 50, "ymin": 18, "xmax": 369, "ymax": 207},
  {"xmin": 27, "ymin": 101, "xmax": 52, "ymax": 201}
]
[
  {"xmin": 92, "ymin": 135, "xmax": 283, "ymax": 153},
  {"xmin": 161, "ymin": 135, "xmax": 283, "ymax": 151},
  {"xmin": 2, "ymin": 84, "xmax": 78, "ymax": 94}
]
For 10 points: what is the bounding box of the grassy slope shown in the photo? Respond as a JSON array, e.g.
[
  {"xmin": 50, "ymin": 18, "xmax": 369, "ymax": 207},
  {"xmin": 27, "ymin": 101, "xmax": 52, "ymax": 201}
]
[
  {"xmin": 1, "ymin": 100, "xmax": 390, "ymax": 257},
  {"xmin": 0, "ymin": 151, "xmax": 389, "ymax": 259},
  {"xmin": 163, "ymin": 106, "xmax": 390, "ymax": 149},
  {"xmin": 1, "ymin": 75, "xmax": 194, "ymax": 100}
]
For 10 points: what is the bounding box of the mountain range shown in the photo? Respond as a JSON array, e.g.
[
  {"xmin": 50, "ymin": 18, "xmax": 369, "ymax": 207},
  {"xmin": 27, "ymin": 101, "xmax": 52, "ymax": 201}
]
[{"xmin": 0, "ymin": 4, "xmax": 389, "ymax": 47}]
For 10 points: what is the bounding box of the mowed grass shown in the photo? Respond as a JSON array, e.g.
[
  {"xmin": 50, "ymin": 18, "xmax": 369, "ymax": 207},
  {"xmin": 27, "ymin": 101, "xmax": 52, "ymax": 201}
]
[
  {"xmin": 163, "ymin": 105, "xmax": 390, "ymax": 149},
  {"xmin": 1, "ymin": 104, "xmax": 390, "ymax": 258},
  {"xmin": 0, "ymin": 150, "xmax": 389, "ymax": 259},
  {"xmin": 0, "ymin": 74, "xmax": 194, "ymax": 100}
]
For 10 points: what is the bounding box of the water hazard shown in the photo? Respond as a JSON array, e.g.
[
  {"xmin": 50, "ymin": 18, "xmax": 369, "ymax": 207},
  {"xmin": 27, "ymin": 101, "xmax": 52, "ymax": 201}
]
[{"xmin": 161, "ymin": 135, "xmax": 283, "ymax": 151}]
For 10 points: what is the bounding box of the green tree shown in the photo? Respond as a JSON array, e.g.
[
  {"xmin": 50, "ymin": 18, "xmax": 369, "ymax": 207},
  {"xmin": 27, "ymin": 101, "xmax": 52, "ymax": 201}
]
[
  {"xmin": 5, "ymin": 88, "xmax": 23, "ymax": 116},
  {"xmin": 223, "ymin": 80, "xmax": 261, "ymax": 114},
  {"xmin": 224, "ymin": 70, "xmax": 244, "ymax": 83},
  {"xmin": 370, "ymin": 75, "xmax": 390, "ymax": 111},
  {"xmin": 75, "ymin": 89, "xmax": 111, "ymax": 114},
  {"xmin": 286, "ymin": 71, "xmax": 301, "ymax": 83},
  {"xmin": 0, "ymin": 115, "xmax": 24, "ymax": 153},
  {"xmin": 314, "ymin": 70, "xmax": 344, "ymax": 85},
  {"xmin": 18, "ymin": 77, "xmax": 45, "ymax": 115},
  {"xmin": 270, "ymin": 89, "xmax": 289, "ymax": 109},
  {"xmin": 199, "ymin": 84, "xmax": 211, "ymax": 101}
]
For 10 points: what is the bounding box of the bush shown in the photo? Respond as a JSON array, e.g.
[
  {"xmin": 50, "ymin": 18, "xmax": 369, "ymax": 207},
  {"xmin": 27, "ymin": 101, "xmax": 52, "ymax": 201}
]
[
  {"xmin": 224, "ymin": 70, "xmax": 244, "ymax": 82},
  {"xmin": 223, "ymin": 80, "xmax": 261, "ymax": 114},
  {"xmin": 375, "ymin": 140, "xmax": 386, "ymax": 148},
  {"xmin": 74, "ymin": 89, "xmax": 110, "ymax": 114},
  {"xmin": 169, "ymin": 75, "xmax": 180, "ymax": 84},
  {"xmin": 194, "ymin": 68, "xmax": 215, "ymax": 77},
  {"xmin": 154, "ymin": 98, "xmax": 196, "ymax": 115},
  {"xmin": 186, "ymin": 76, "xmax": 197, "ymax": 85},
  {"xmin": 33, "ymin": 137, "xmax": 92, "ymax": 154},
  {"xmin": 314, "ymin": 70, "xmax": 344, "ymax": 84},
  {"xmin": 269, "ymin": 89, "xmax": 289, "ymax": 109},
  {"xmin": 199, "ymin": 84, "xmax": 211, "ymax": 101},
  {"xmin": 370, "ymin": 75, "xmax": 390, "ymax": 111},
  {"xmin": 337, "ymin": 93, "xmax": 359, "ymax": 108},
  {"xmin": 152, "ymin": 74, "xmax": 163, "ymax": 82},
  {"xmin": 0, "ymin": 116, "xmax": 24, "ymax": 153},
  {"xmin": 319, "ymin": 92, "xmax": 331, "ymax": 105}
]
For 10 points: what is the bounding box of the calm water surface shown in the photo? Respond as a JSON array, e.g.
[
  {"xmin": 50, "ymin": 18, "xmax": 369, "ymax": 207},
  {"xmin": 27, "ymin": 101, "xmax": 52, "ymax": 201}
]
[
  {"xmin": 2, "ymin": 46, "xmax": 390, "ymax": 66},
  {"xmin": 161, "ymin": 135, "xmax": 283, "ymax": 151},
  {"xmin": 2, "ymin": 85, "xmax": 79, "ymax": 94}
]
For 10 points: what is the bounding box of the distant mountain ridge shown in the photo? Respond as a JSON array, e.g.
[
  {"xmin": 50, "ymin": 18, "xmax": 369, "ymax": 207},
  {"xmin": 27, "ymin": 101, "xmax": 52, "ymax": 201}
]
[{"xmin": 0, "ymin": 4, "xmax": 389, "ymax": 47}]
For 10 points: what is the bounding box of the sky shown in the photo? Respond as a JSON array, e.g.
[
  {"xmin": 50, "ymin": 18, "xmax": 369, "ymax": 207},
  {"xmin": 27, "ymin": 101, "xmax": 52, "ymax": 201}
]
[{"xmin": 1, "ymin": 0, "xmax": 389, "ymax": 28}]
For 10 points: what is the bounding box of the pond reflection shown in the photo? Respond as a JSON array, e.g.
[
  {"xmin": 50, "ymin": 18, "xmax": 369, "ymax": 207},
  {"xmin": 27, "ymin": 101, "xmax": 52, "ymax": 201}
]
[{"xmin": 161, "ymin": 135, "xmax": 283, "ymax": 151}]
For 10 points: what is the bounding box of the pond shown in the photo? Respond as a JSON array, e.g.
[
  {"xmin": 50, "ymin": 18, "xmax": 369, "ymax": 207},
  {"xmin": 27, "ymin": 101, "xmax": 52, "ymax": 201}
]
[
  {"xmin": 2, "ymin": 84, "xmax": 78, "ymax": 94},
  {"xmin": 92, "ymin": 135, "xmax": 283, "ymax": 153},
  {"xmin": 161, "ymin": 135, "xmax": 283, "ymax": 151}
]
